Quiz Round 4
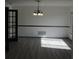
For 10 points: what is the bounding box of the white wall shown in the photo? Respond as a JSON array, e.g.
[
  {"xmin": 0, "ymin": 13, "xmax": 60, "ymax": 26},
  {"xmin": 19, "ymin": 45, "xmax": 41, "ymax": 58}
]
[
  {"xmin": 5, "ymin": 2, "xmax": 12, "ymax": 9},
  {"xmin": 18, "ymin": 27, "xmax": 68, "ymax": 37},
  {"xmin": 16, "ymin": 6, "xmax": 71, "ymax": 26},
  {"xmin": 13, "ymin": 6, "xmax": 72, "ymax": 37}
]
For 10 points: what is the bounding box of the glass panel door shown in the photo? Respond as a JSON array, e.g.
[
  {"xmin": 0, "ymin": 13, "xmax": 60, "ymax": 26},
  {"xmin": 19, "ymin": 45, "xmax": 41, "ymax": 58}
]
[{"xmin": 8, "ymin": 10, "xmax": 18, "ymax": 41}]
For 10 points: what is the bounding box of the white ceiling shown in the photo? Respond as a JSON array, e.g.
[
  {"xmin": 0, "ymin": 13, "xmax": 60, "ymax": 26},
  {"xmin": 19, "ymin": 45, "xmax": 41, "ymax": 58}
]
[
  {"xmin": 6, "ymin": 0, "xmax": 73, "ymax": 7},
  {"xmin": 6, "ymin": 0, "xmax": 72, "ymax": 3}
]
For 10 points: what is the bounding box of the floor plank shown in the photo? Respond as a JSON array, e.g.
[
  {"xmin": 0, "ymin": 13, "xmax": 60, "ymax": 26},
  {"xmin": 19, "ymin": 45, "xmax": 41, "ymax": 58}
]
[{"xmin": 6, "ymin": 38, "xmax": 72, "ymax": 59}]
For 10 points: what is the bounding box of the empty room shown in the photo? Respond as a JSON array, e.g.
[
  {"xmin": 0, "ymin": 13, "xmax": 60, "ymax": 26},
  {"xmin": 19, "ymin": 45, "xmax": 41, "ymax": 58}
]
[{"xmin": 5, "ymin": 0, "xmax": 73, "ymax": 59}]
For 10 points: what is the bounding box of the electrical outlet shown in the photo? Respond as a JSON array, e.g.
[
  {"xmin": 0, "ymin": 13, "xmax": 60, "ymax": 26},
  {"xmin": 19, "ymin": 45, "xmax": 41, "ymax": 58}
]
[{"xmin": 38, "ymin": 31, "xmax": 46, "ymax": 35}]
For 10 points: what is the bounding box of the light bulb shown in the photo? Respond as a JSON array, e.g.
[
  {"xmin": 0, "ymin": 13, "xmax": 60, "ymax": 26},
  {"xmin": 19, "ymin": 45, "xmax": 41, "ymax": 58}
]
[
  {"xmin": 33, "ymin": 13, "xmax": 37, "ymax": 16},
  {"xmin": 40, "ymin": 13, "xmax": 43, "ymax": 16},
  {"xmin": 38, "ymin": 13, "xmax": 41, "ymax": 16},
  {"xmin": 37, "ymin": 13, "xmax": 43, "ymax": 16}
]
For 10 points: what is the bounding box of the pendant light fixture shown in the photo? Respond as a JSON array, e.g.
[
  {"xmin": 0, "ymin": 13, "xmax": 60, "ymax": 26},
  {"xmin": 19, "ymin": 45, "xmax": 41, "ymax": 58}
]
[{"xmin": 33, "ymin": 0, "xmax": 43, "ymax": 16}]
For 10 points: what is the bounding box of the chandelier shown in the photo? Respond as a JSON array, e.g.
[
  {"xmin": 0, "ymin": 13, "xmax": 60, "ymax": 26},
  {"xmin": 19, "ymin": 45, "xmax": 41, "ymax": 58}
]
[{"xmin": 33, "ymin": 0, "xmax": 43, "ymax": 16}]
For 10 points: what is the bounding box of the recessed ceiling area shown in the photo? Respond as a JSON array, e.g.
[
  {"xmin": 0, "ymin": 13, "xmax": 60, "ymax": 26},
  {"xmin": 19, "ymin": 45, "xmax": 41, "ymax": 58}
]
[{"xmin": 6, "ymin": 0, "xmax": 73, "ymax": 7}]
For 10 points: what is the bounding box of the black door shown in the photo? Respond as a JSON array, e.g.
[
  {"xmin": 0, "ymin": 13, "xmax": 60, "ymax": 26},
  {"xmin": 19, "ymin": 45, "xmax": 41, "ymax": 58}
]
[
  {"xmin": 5, "ymin": 7, "xmax": 18, "ymax": 52},
  {"xmin": 8, "ymin": 10, "xmax": 18, "ymax": 41}
]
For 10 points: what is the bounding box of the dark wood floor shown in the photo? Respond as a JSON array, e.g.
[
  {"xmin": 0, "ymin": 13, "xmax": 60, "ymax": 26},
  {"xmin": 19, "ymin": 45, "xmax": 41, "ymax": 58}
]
[{"xmin": 6, "ymin": 38, "xmax": 72, "ymax": 59}]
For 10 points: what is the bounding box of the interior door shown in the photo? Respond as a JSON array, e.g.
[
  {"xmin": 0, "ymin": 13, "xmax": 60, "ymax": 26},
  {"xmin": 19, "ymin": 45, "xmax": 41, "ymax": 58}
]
[{"xmin": 8, "ymin": 9, "xmax": 18, "ymax": 41}]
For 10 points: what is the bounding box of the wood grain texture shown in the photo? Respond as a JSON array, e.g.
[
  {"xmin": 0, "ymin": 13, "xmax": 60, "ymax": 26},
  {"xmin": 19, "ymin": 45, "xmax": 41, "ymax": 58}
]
[{"xmin": 6, "ymin": 38, "xmax": 72, "ymax": 59}]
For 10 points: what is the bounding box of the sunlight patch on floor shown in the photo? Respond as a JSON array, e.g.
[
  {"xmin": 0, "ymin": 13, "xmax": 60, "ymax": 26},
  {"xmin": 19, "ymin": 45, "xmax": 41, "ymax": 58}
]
[{"xmin": 41, "ymin": 38, "xmax": 71, "ymax": 50}]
